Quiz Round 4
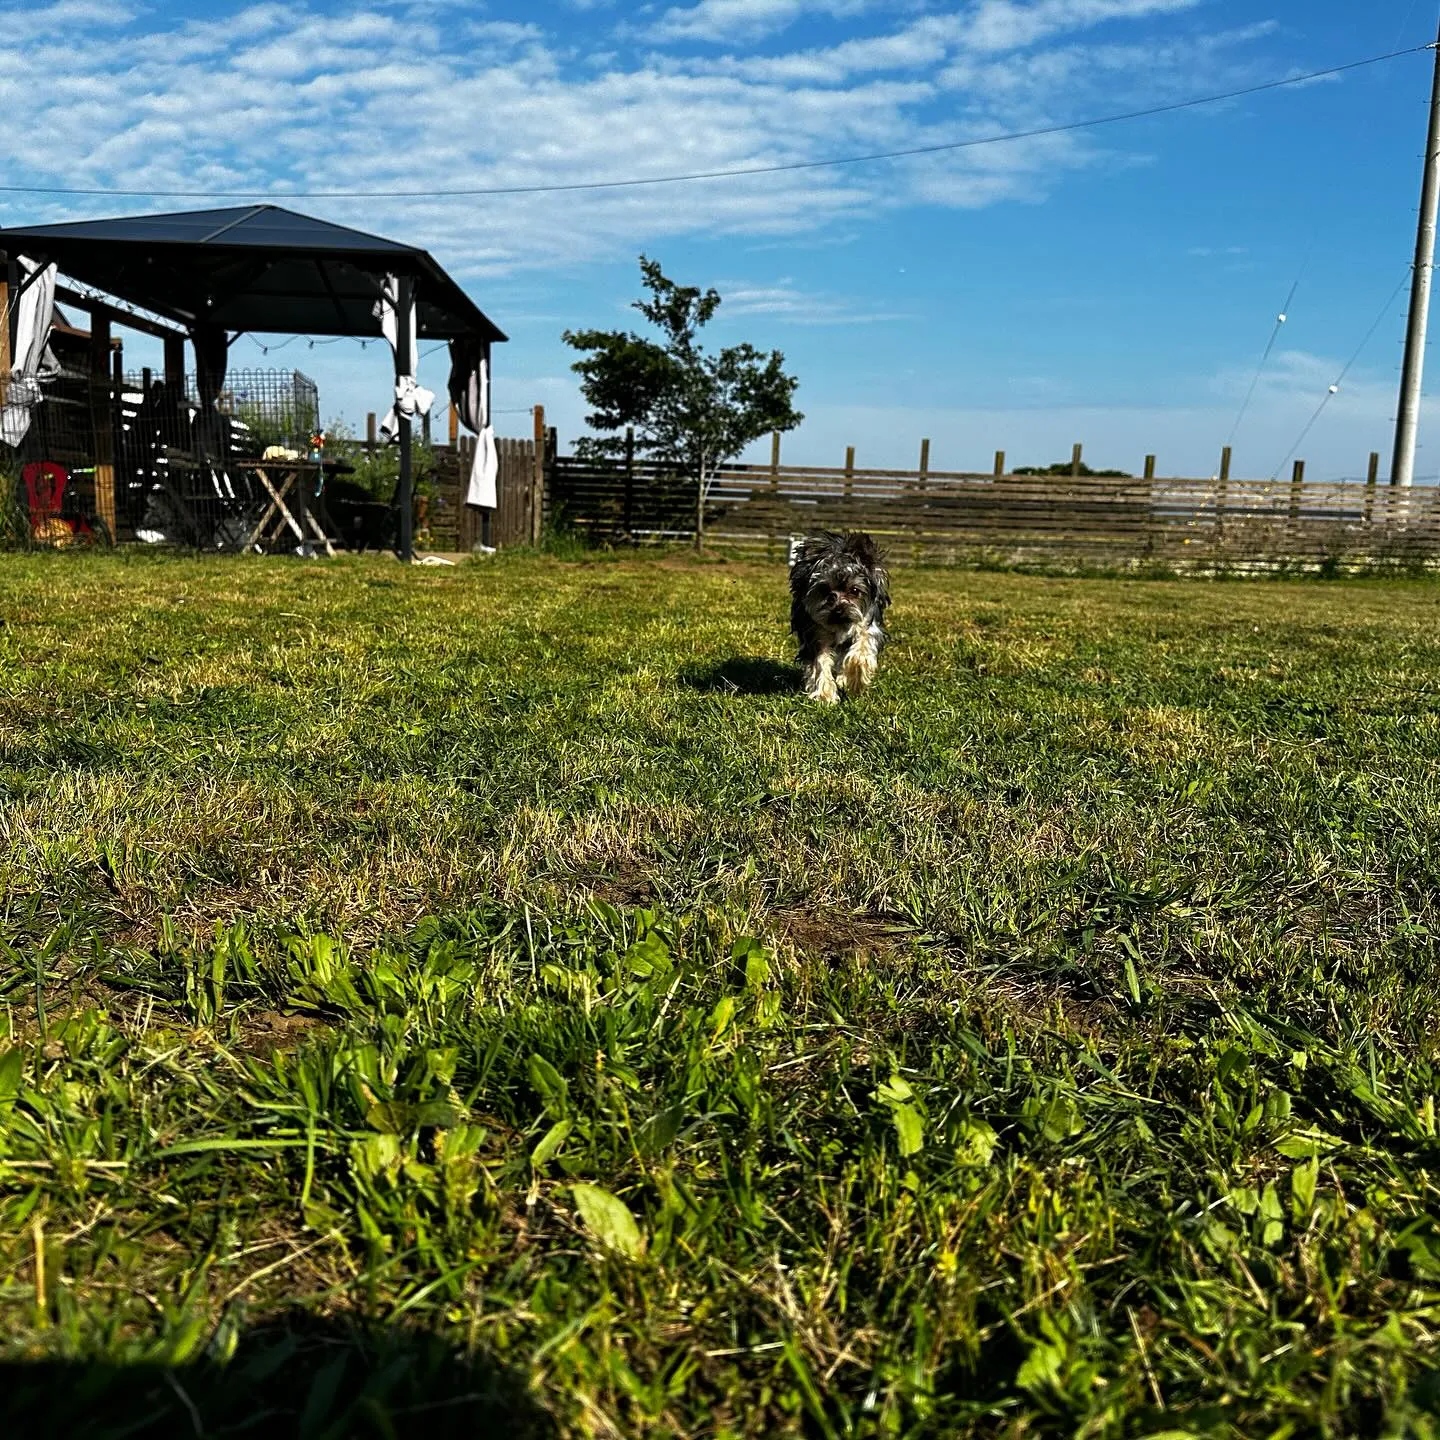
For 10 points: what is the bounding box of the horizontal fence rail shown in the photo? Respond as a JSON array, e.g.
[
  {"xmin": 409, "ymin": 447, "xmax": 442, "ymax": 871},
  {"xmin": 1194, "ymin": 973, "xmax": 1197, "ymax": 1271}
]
[{"xmin": 548, "ymin": 457, "xmax": 1440, "ymax": 570}]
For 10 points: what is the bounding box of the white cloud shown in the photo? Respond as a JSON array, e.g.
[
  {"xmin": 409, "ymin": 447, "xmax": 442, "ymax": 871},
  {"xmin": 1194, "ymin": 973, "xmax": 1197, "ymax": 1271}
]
[
  {"xmin": 648, "ymin": 0, "xmax": 869, "ymax": 45},
  {"xmin": 718, "ymin": 279, "xmax": 913, "ymax": 321},
  {"xmin": 0, "ymin": 0, "xmax": 1268, "ymax": 282},
  {"xmin": 696, "ymin": 17, "xmax": 958, "ymax": 83},
  {"xmin": 3, "ymin": 0, "xmax": 135, "ymax": 29},
  {"xmin": 961, "ymin": 0, "xmax": 1200, "ymax": 55}
]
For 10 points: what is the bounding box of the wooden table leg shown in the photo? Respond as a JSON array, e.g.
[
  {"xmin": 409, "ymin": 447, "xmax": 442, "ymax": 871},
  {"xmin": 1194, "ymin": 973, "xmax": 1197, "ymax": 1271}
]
[
  {"xmin": 247, "ymin": 467, "xmax": 307, "ymax": 549},
  {"xmin": 292, "ymin": 470, "xmax": 334, "ymax": 556},
  {"xmin": 243, "ymin": 468, "xmax": 286, "ymax": 550},
  {"xmin": 243, "ymin": 491, "xmax": 282, "ymax": 550},
  {"xmin": 308, "ymin": 485, "xmax": 341, "ymax": 556}
]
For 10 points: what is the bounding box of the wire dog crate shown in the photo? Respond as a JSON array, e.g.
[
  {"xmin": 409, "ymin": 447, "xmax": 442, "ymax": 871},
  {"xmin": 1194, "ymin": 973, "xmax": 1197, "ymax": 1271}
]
[
  {"xmin": 116, "ymin": 368, "xmax": 321, "ymax": 544},
  {"xmin": 8, "ymin": 362, "xmax": 326, "ymax": 547}
]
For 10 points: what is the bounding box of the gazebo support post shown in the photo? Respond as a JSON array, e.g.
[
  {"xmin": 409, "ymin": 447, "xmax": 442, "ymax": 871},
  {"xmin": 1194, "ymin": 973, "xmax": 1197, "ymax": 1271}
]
[
  {"xmin": 164, "ymin": 333, "xmax": 186, "ymax": 393},
  {"xmin": 397, "ymin": 274, "xmax": 414, "ymax": 563}
]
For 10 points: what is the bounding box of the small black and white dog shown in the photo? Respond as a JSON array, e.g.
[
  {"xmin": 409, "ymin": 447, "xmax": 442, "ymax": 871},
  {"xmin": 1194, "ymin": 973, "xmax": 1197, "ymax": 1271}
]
[{"xmin": 789, "ymin": 531, "xmax": 890, "ymax": 703}]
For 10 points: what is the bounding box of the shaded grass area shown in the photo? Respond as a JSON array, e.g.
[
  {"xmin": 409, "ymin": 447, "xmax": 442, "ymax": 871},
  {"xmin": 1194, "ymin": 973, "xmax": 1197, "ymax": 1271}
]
[{"xmin": 3, "ymin": 549, "xmax": 1440, "ymax": 1436}]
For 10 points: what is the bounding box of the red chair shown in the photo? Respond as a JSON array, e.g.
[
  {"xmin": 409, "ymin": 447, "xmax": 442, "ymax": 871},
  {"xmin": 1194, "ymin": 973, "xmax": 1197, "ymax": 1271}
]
[{"xmin": 20, "ymin": 461, "xmax": 73, "ymax": 543}]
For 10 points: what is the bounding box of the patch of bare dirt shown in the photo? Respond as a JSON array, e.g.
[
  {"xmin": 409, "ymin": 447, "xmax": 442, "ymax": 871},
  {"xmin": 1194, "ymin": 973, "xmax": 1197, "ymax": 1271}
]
[
  {"xmin": 577, "ymin": 859, "xmax": 660, "ymax": 908},
  {"xmin": 235, "ymin": 1010, "xmax": 328, "ymax": 1057}
]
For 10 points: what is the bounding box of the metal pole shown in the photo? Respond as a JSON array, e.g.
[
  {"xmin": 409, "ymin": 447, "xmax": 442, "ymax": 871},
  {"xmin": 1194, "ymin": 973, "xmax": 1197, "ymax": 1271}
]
[
  {"xmin": 1392, "ymin": 27, "xmax": 1440, "ymax": 488},
  {"xmin": 397, "ymin": 274, "xmax": 414, "ymax": 561}
]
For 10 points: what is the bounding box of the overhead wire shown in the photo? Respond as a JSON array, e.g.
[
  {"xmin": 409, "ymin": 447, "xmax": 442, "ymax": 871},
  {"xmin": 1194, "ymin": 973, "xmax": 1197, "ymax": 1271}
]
[
  {"xmin": 0, "ymin": 44, "xmax": 1430, "ymax": 201},
  {"xmin": 1225, "ymin": 10, "xmax": 1431, "ymax": 456},
  {"xmin": 1268, "ymin": 268, "xmax": 1412, "ymax": 480},
  {"xmin": 1225, "ymin": 280, "xmax": 1299, "ymax": 451}
]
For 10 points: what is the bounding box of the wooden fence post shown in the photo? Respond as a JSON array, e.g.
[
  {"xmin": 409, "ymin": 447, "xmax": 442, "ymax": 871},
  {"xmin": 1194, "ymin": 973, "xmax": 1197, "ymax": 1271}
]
[
  {"xmin": 1208, "ymin": 444, "xmax": 1229, "ymax": 546},
  {"xmin": 1289, "ymin": 459, "xmax": 1305, "ymax": 524},
  {"xmin": 1365, "ymin": 451, "xmax": 1379, "ymax": 525},
  {"xmin": 0, "ymin": 256, "xmax": 11, "ymax": 401},
  {"xmin": 531, "ymin": 404, "xmax": 546, "ymax": 545},
  {"xmin": 1144, "ymin": 455, "xmax": 1156, "ymax": 480},
  {"xmin": 1071, "ymin": 443, "xmax": 1083, "ymax": 478},
  {"xmin": 448, "ymin": 402, "xmax": 459, "ymax": 447},
  {"xmin": 623, "ymin": 426, "xmax": 635, "ymax": 539},
  {"xmin": 1215, "ymin": 443, "xmax": 1229, "ymax": 518},
  {"xmin": 366, "ymin": 412, "xmax": 377, "ymax": 455},
  {"xmin": 844, "ymin": 445, "xmax": 855, "ymax": 501},
  {"xmin": 90, "ymin": 314, "xmax": 117, "ymax": 541},
  {"xmin": 0, "ymin": 255, "xmax": 16, "ymax": 415},
  {"xmin": 918, "ymin": 438, "xmax": 930, "ymax": 490},
  {"xmin": 993, "ymin": 450, "xmax": 1005, "ymax": 478}
]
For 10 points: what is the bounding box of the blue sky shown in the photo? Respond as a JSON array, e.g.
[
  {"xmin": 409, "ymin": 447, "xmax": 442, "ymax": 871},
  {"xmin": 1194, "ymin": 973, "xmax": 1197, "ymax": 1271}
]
[{"xmin": 4, "ymin": 0, "xmax": 1439, "ymax": 478}]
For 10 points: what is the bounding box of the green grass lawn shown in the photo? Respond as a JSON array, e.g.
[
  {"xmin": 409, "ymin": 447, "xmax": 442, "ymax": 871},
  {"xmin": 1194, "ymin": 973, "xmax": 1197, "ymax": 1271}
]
[{"xmin": 3, "ymin": 549, "xmax": 1440, "ymax": 1438}]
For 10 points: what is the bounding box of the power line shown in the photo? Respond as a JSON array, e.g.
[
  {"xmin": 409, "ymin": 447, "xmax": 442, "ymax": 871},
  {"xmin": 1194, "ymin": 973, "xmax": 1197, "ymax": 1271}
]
[
  {"xmin": 1225, "ymin": 280, "xmax": 1298, "ymax": 451},
  {"xmin": 1269, "ymin": 268, "xmax": 1411, "ymax": 480},
  {"xmin": 0, "ymin": 44, "xmax": 1430, "ymax": 202},
  {"xmin": 1223, "ymin": 14, "xmax": 1433, "ymax": 457}
]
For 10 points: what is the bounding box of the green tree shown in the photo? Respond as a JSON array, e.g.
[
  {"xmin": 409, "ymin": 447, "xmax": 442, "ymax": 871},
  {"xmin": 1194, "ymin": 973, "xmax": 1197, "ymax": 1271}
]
[
  {"xmin": 1014, "ymin": 460, "xmax": 1133, "ymax": 478},
  {"xmin": 563, "ymin": 257, "xmax": 802, "ymax": 547}
]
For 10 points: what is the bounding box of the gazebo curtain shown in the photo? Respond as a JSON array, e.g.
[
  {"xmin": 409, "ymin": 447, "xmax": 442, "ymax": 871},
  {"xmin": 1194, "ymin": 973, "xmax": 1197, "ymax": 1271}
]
[
  {"xmin": 0, "ymin": 259, "xmax": 58, "ymax": 447},
  {"xmin": 375, "ymin": 275, "xmax": 434, "ymax": 443},
  {"xmin": 448, "ymin": 336, "xmax": 498, "ymax": 511}
]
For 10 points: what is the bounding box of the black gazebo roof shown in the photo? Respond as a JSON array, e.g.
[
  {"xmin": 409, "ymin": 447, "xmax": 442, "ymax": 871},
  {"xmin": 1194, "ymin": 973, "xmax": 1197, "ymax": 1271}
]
[{"xmin": 0, "ymin": 204, "xmax": 506, "ymax": 344}]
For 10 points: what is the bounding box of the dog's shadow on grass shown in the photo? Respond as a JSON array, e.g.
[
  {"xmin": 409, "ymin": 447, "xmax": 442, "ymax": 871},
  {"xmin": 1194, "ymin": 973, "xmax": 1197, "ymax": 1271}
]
[
  {"xmin": 0, "ymin": 1313, "xmax": 557, "ymax": 1440},
  {"xmin": 679, "ymin": 656, "xmax": 801, "ymax": 696}
]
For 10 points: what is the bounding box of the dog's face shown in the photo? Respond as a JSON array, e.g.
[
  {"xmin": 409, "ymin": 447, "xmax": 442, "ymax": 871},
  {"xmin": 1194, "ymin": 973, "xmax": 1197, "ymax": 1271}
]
[
  {"xmin": 791, "ymin": 531, "xmax": 890, "ymax": 634},
  {"xmin": 803, "ymin": 553, "xmax": 880, "ymax": 628}
]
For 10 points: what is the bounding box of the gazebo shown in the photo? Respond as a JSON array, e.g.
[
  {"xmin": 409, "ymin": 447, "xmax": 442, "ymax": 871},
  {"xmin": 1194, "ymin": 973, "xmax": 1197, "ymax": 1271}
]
[{"xmin": 0, "ymin": 205, "xmax": 507, "ymax": 559}]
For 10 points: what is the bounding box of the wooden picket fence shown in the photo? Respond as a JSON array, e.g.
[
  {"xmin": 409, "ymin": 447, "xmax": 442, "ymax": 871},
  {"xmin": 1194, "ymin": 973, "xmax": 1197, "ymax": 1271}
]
[
  {"xmin": 425, "ymin": 436, "xmax": 547, "ymax": 552},
  {"xmin": 547, "ymin": 455, "xmax": 1440, "ymax": 571}
]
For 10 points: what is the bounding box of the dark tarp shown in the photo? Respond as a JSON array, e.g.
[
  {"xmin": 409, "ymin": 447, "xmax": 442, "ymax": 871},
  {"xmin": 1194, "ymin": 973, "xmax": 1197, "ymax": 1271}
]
[{"xmin": 0, "ymin": 205, "xmax": 506, "ymax": 344}]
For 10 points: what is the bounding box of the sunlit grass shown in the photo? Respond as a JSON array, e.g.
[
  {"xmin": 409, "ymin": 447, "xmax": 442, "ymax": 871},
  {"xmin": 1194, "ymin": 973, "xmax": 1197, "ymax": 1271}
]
[{"xmin": 2, "ymin": 549, "xmax": 1440, "ymax": 1436}]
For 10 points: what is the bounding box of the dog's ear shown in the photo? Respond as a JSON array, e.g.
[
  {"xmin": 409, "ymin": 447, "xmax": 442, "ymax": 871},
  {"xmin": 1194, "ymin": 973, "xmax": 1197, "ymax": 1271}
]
[
  {"xmin": 843, "ymin": 532, "xmax": 882, "ymax": 568},
  {"xmin": 789, "ymin": 543, "xmax": 816, "ymax": 597},
  {"xmin": 843, "ymin": 533, "xmax": 890, "ymax": 609},
  {"xmin": 793, "ymin": 531, "xmax": 840, "ymax": 567},
  {"xmin": 790, "ymin": 532, "xmax": 838, "ymax": 597}
]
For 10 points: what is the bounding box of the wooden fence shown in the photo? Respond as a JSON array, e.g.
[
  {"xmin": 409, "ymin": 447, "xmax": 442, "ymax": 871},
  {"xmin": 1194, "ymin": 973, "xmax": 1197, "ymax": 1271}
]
[
  {"xmin": 548, "ymin": 455, "xmax": 1440, "ymax": 571},
  {"xmin": 427, "ymin": 436, "xmax": 547, "ymax": 552}
]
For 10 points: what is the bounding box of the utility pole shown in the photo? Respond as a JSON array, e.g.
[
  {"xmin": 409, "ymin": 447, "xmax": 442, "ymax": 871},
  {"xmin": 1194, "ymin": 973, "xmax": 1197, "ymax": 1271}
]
[{"xmin": 1392, "ymin": 24, "xmax": 1440, "ymax": 487}]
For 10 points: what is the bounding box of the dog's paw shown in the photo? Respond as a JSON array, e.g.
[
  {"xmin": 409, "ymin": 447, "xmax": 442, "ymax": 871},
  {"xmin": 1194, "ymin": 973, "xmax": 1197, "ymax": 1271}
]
[
  {"xmin": 841, "ymin": 653, "xmax": 876, "ymax": 696},
  {"xmin": 806, "ymin": 675, "xmax": 842, "ymax": 704}
]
